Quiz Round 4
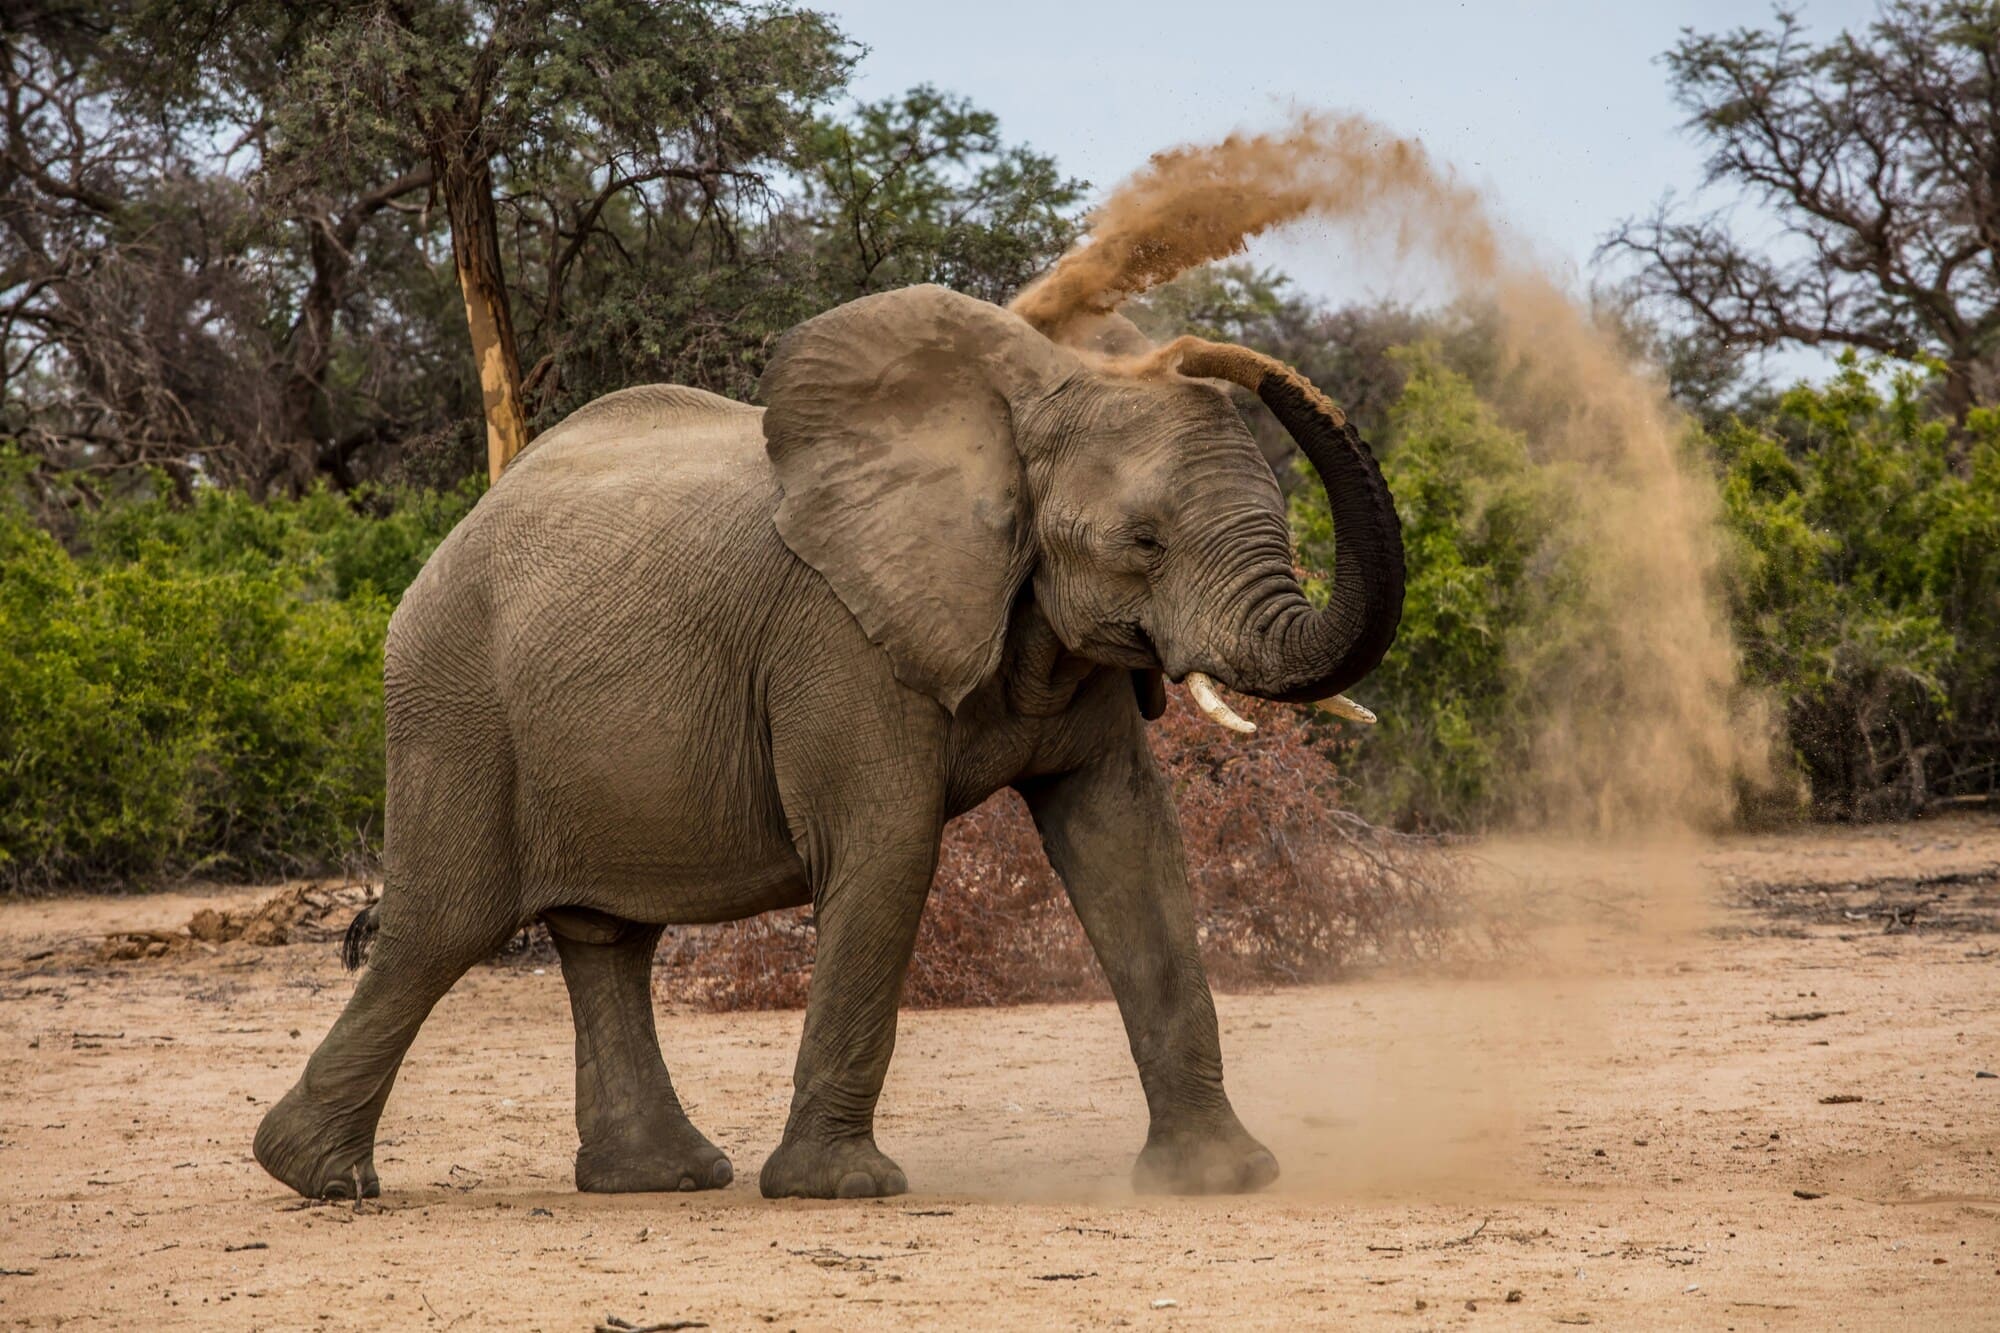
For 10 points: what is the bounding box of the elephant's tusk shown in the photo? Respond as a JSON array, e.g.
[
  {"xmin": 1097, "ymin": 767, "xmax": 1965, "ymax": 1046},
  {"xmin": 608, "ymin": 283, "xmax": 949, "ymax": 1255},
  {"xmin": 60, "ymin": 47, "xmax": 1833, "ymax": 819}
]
[
  {"xmin": 1184, "ymin": 672, "xmax": 1257, "ymax": 735},
  {"xmin": 1317, "ymin": 694, "xmax": 1378, "ymax": 725}
]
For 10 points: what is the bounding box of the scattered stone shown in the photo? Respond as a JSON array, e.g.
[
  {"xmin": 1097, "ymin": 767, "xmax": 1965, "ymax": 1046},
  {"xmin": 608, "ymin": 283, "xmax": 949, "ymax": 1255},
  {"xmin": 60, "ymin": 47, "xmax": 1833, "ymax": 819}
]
[
  {"xmin": 94, "ymin": 883, "xmax": 376, "ymax": 964},
  {"xmin": 187, "ymin": 910, "xmax": 233, "ymax": 944},
  {"xmin": 1793, "ymin": 1189, "xmax": 1825, "ymax": 1200},
  {"xmin": 1818, "ymin": 1094, "xmax": 1863, "ymax": 1105},
  {"xmin": 1506, "ymin": 1290, "xmax": 1524, "ymax": 1303}
]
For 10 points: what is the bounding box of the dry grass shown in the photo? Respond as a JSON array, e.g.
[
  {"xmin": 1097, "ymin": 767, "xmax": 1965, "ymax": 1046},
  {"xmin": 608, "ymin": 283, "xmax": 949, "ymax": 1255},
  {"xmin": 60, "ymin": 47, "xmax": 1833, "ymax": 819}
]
[{"xmin": 656, "ymin": 689, "xmax": 1478, "ymax": 1011}]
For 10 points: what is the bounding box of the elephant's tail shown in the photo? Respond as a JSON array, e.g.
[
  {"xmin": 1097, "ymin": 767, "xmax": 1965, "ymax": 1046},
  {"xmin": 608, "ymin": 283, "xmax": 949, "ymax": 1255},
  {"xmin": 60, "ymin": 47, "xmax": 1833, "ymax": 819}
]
[{"xmin": 341, "ymin": 903, "xmax": 380, "ymax": 972}]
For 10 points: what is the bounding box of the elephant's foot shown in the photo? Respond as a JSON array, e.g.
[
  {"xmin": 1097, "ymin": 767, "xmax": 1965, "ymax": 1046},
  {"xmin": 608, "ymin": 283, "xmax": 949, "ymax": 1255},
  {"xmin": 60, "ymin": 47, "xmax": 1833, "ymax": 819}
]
[
  {"xmin": 253, "ymin": 1084, "xmax": 382, "ymax": 1200},
  {"xmin": 576, "ymin": 1112, "xmax": 734, "ymax": 1194},
  {"xmin": 759, "ymin": 1133, "xmax": 908, "ymax": 1199},
  {"xmin": 1133, "ymin": 1117, "xmax": 1280, "ymax": 1196}
]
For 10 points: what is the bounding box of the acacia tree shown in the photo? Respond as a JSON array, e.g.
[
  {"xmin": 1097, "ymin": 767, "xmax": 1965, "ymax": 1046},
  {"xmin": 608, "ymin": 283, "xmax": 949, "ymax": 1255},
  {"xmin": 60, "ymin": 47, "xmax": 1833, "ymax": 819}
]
[
  {"xmin": 1607, "ymin": 2, "xmax": 2000, "ymax": 430},
  {"xmin": 2, "ymin": 2, "xmax": 463, "ymax": 496},
  {"xmin": 0, "ymin": 4, "xmax": 293, "ymax": 496},
  {"xmin": 268, "ymin": 0, "xmax": 848, "ymax": 481}
]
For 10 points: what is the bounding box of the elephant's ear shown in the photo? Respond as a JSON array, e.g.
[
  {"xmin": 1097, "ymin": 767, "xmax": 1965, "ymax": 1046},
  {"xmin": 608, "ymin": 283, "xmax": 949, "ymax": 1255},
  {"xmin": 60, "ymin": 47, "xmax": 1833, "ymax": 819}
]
[{"xmin": 763, "ymin": 285, "xmax": 1077, "ymax": 711}]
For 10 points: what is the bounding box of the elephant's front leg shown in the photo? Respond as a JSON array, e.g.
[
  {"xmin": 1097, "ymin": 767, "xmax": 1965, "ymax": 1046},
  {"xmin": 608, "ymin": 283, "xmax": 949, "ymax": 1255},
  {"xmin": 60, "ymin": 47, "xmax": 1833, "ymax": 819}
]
[
  {"xmin": 758, "ymin": 829, "xmax": 937, "ymax": 1198},
  {"xmin": 1018, "ymin": 712, "xmax": 1278, "ymax": 1195},
  {"xmin": 762, "ymin": 712, "xmax": 946, "ymax": 1200}
]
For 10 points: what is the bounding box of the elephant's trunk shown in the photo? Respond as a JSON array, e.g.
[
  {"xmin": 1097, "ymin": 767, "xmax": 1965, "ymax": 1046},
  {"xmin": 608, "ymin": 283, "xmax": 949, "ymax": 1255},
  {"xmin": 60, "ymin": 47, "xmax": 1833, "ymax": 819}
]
[{"xmin": 1153, "ymin": 338, "xmax": 1406, "ymax": 708}]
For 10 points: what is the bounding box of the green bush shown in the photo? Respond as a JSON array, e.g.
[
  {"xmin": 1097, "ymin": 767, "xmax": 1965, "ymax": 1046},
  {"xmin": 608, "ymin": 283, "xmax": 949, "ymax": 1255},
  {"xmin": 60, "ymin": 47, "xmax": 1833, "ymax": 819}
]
[
  {"xmin": 0, "ymin": 468, "xmax": 474, "ymax": 888},
  {"xmin": 1292, "ymin": 346, "xmax": 1587, "ymax": 829},
  {"xmin": 1293, "ymin": 348, "xmax": 2000, "ymax": 827},
  {"xmin": 1716, "ymin": 360, "xmax": 2000, "ymax": 817},
  {"xmin": 69, "ymin": 476, "xmax": 481, "ymax": 602}
]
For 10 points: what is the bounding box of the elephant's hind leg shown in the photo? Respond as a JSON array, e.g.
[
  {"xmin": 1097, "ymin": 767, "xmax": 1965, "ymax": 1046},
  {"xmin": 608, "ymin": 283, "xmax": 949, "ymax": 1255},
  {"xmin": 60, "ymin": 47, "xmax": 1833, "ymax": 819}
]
[
  {"xmin": 547, "ymin": 908, "xmax": 733, "ymax": 1193},
  {"xmin": 254, "ymin": 907, "xmax": 516, "ymax": 1199}
]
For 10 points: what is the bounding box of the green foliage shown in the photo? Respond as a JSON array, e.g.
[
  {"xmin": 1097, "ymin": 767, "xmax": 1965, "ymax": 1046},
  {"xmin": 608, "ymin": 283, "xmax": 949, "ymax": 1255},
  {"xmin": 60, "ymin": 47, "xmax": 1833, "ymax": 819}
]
[
  {"xmin": 801, "ymin": 86, "xmax": 1086, "ymax": 305},
  {"xmin": 69, "ymin": 476, "xmax": 481, "ymax": 602},
  {"xmin": 1293, "ymin": 345, "xmax": 2000, "ymax": 827},
  {"xmin": 8, "ymin": 349, "xmax": 1997, "ymax": 894},
  {"xmin": 0, "ymin": 467, "xmax": 473, "ymax": 887},
  {"xmin": 1715, "ymin": 359, "xmax": 2000, "ymax": 816},
  {"xmin": 535, "ymin": 83, "xmax": 1085, "ymax": 418},
  {"xmin": 1293, "ymin": 348, "xmax": 1582, "ymax": 828}
]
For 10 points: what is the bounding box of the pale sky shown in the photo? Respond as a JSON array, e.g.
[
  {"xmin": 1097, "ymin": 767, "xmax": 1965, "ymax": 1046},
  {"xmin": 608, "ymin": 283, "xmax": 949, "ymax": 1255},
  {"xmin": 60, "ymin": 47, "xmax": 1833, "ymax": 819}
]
[{"xmin": 826, "ymin": 0, "xmax": 1882, "ymax": 371}]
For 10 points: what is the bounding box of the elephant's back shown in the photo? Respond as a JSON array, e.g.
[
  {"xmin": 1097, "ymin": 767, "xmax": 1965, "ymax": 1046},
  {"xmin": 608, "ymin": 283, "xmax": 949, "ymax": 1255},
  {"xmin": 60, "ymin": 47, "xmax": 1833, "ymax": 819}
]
[
  {"xmin": 419, "ymin": 381, "xmax": 807, "ymax": 669},
  {"xmin": 463, "ymin": 382, "xmax": 785, "ymax": 589},
  {"xmin": 394, "ymin": 384, "xmax": 789, "ymax": 635},
  {"xmin": 510, "ymin": 383, "xmax": 761, "ymax": 470}
]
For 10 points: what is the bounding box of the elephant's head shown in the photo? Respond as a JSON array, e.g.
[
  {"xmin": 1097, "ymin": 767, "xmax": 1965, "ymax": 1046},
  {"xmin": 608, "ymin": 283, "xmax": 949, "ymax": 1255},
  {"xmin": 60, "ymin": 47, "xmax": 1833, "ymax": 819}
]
[{"xmin": 761, "ymin": 284, "xmax": 1403, "ymax": 727}]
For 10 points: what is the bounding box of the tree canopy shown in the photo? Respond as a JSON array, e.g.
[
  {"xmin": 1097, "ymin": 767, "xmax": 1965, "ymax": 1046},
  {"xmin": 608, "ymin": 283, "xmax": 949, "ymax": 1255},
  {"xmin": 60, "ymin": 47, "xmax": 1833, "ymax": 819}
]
[
  {"xmin": 0, "ymin": 0, "xmax": 1082, "ymax": 492},
  {"xmin": 1608, "ymin": 2, "xmax": 2000, "ymax": 430}
]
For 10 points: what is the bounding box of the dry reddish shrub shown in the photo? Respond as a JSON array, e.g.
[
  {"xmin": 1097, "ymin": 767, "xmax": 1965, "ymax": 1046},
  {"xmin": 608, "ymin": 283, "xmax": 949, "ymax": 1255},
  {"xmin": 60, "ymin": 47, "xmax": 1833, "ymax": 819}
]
[{"xmin": 656, "ymin": 687, "xmax": 1470, "ymax": 1011}]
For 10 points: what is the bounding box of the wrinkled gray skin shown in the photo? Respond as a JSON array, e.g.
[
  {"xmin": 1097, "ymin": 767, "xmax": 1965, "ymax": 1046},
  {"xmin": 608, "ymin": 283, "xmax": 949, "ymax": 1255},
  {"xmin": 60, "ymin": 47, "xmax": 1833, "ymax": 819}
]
[{"xmin": 254, "ymin": 285, "xmax": 1403, "ymax": 1202}]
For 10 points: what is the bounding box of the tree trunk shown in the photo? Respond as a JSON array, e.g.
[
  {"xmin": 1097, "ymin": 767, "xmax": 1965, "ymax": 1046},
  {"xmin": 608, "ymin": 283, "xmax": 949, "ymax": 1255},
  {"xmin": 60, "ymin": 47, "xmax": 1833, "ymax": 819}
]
[
  {"xmin": 1942, "ymin": 352, "xmax": 1978, "ymax": 473},
  {"xmin": 278, "ymin": 170, "xmax": 434, "ymax": 495},
  {"xmin": 436, "ymin": 147, "xmax": 528, "ymax": 483},
  {"xmin": 274, "ymin": 221, "xmax": 345, "ymax": 495},
  {"xmin": 1942, "ymin": 357, "xmax": 1976, "ymax": 420}
]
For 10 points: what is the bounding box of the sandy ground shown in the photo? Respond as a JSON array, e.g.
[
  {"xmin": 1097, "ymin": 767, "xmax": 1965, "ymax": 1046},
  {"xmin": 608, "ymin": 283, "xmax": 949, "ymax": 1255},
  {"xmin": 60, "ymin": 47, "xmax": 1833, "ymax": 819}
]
[{"xmin": 2, "ymin": 818, "xmax": 1998, "ymax": 1330}]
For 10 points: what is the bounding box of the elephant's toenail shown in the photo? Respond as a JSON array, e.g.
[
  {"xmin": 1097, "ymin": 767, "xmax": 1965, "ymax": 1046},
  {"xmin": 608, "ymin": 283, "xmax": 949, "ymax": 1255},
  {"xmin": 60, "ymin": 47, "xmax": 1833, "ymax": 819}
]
[
  {"xmin": 835, "ymin": 1171, "xmax": 877, "ymax": 1199},
  {"xmin": 709, "ymin": 1159, "xmax": 734, "ymax": 1188},
  {"xmin": 678, "ymin": 1176, "xmax": 697, "ymax": 1192}
]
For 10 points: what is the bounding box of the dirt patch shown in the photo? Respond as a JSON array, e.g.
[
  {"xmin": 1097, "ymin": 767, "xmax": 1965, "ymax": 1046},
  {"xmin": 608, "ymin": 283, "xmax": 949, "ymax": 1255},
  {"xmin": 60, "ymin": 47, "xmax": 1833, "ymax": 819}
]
[
  {"xmin": 2, "ymin": 818, "xmax": 1997, "ymax": 1328},
  {"xmin": 1728, "ymin": 865, "xmax": 2000, "ymax": 936},
  {"xmin": 1706, "ymin": 818, "xmax": 2000, "ymax": 937}
]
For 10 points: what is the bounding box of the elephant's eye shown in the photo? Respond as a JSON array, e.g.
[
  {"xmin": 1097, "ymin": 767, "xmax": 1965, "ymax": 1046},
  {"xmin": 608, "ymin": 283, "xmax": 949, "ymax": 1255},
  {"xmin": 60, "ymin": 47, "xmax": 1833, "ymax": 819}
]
[{"xmin": 1132, "ymin": 530, "xmax": 1163, "ymax": 555}]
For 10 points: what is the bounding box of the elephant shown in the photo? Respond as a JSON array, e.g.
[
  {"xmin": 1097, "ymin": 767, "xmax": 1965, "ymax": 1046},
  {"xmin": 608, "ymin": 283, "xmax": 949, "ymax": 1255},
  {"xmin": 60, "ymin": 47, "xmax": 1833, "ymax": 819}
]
[{"xmin": 252, "ymin": 283, "xmax": 1404, "ymax": 1202}]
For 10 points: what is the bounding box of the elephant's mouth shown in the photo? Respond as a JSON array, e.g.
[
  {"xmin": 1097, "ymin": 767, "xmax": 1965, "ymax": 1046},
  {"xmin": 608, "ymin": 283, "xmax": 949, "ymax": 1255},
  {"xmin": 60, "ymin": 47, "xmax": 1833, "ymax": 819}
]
[
  {"xmin": 1126, "ymin": 620, "xmax": 1161, "ymax": 666},
  {"xmin": 1078, "ymin": 618, "xmax": 1162, "ymax": 670}
]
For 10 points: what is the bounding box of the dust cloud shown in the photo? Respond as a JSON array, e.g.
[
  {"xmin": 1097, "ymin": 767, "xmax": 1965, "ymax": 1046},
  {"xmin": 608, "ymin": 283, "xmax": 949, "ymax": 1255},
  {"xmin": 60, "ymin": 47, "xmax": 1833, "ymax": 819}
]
[
  {"xmin": 1010, "ymin": 114, "xmax": 1780, "ymax": 1196},
  {"xmin": 1012, "ymin": 111, "xmax": 1772, "ymax": 847}
]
